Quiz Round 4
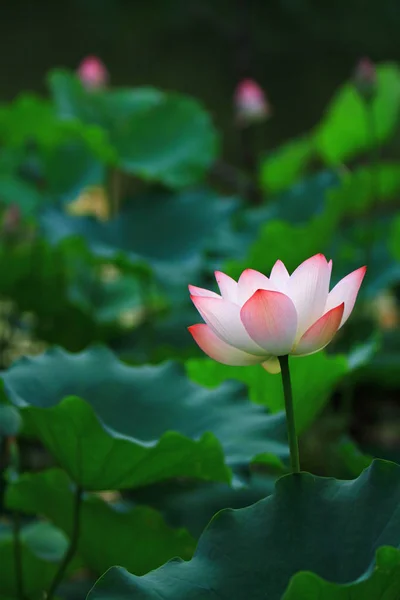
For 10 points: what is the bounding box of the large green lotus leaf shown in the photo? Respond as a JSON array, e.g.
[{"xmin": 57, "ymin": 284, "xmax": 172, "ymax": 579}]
[
  {"xmin": 2, "ymin": 346, "xmax": 288, "ymax": 490},
  {"xmin": 49, "ymin": 70, "xmax": 219, "ymax": 188},
  {"xmin": 259, "ymin": 135, "xmax": 315, "ymax": 194},
  {"xmin": 111, "ymin": 92, "xmax": 219, "ymax": 188},
  {"xmin": 186, "ymin": 352, "xmax": 348, "ymax": 435},
  {"xmin": 87, "ymin": 460, "xmax": 400, "ymax": 600},
  {"xmin": 6, "ymin": 394, "xmax": 230, "ymax": 491},
  {"xmin": 315, "ymin": 63, "xmax": 400, "ymax": 164},
  {"xmin": 0, "ymin": 93, "xmax": 114, "ymax": 162},
  {"xmin": 0, "ymin": 520, "xmax": 71, "ymax": 599},
  {"xmin": 40, "ymin": 189, "xmax": 238, "ymax": 289},
  {"xmin": 6, "ymin": 468, "xmax": 196, "ymax": 576}
]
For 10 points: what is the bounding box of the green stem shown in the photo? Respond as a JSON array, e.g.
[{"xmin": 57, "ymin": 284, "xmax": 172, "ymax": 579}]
[
  {"xmin": 46, "ymin": 485, "xmax": 83, "ymax": 600},
  {"xmin": 12, "ymin": 509, "xmax": 24, "ymax": 600},
  {"xmin": 278, "ymin": 355, "xmax": 300, "ymax": 473},
  {"xmin": 364, "ymin": 98, "xmax": 380, "ymax": 264},
  {"xmin": 7, "ymin": 437, "xmax": 25, "ymax": 600}
]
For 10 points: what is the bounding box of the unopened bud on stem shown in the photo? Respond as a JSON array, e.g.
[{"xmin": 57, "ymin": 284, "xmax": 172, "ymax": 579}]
[
  {"xmin": 234, "ymin": 78, "xmax": 271, "ymax": 126},
  {"xmin": 354, "ymin": 57, "xmax": 377, "ymax": 101},
  {"xmin": 77, "ymin": 55, "xmax": 109, "ymax": 90}
]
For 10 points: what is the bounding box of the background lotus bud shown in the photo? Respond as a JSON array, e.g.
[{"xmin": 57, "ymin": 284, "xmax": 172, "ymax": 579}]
[
  {"xmin": 77, "ymin": 55, "xmax": 109, "ymax": 90},
  {"xmin": 234, "ymin": 78, "xmax": 271, "ymax": 126},
  {"xmin": 189, "ymin": 255, "xmax": 366, "ymax": 374},
  {"xmin": 354, "ymin": 57, "xmax": 377, "ymax": 101}
]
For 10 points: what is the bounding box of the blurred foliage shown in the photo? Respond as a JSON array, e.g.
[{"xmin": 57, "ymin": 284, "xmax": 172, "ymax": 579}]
[{"xmin": 0, "ymin": 57, "xmax": 400, "ymax": 599}]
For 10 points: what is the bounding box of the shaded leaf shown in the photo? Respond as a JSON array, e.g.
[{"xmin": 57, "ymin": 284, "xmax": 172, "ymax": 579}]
[
  {"xmin": 2, "ymin": 346, "xmax": 288, "ymax": 490},
  {"xmin": 6, "ymin": 468, "xmax": 196, "ymax": 575},
  {"xmin": 48, "ymin": 70, "xmax": 219, "ymax": 187},
  {"xmin": 130, "ymin": 474, "xmax": 276, "ymax": 539},
  {"xmin": 87, "ymin": 460, "xmax": 400, "ymax": 600},
  {"xmin": 0, "ymin": 520, "xmax": 71, "ymax": 599},
  {"xmin": 40, "ymin": 189, "xmax": 238, "ymax": 292}
]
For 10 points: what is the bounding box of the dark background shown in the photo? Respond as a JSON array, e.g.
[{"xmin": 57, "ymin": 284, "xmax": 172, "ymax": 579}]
[{"xmin": 3, "ymin": 0, "xmax": 399, "ymax": 156}]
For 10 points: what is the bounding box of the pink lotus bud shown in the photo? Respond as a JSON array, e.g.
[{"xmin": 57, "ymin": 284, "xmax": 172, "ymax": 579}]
[
  {"xmin": 234, "ymin": 79, "xmax": 270, "ymax": 125},
  {"xmin": 188, "ymin": 255, "xmax": 366, "ymax": 373},
  {"xmin": 77, "ymin": 55, "xmax": 109, "ymax": 90},
  {"xmin": 354, "ymin": 57, "xmax": 377, "ymax": 99}
]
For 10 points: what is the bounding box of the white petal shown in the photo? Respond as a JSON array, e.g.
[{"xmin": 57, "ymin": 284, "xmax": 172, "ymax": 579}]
[
  {"xmin": 189, "ymin": 324, "xmax": 264, "ymax": 366},
  {"xmin": 240, "ymin": 290, "xmax": 298, "ymax": 355},
  {"xmin": 287, "ymin": 254, "xmax": 332, "ymax": 339},
  {"xmin": 269, "ymin": 260, "xmax": 290, "ymax": 292},
  {"xmin": 237, "ymin": 269, "xmax": 279, "ymax": 305},
  {"xmin": 215, "ymin": 271, "xmax": 238, "ymax": 303},
  {"xmin": 188, "ymin": 284, "xmax": 220, "ymax": 298},
  {"xmin": 190, "ymin": 295, "xmax": 266, "ymax": 355},
  {"xmin": 325, "ymin": 266, "xmax": 366, "ymax": 327}
]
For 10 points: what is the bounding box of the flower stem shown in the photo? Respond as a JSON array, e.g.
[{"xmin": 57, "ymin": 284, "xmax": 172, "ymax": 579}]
[
  {"xmin": 12, "ymin": 509, "xmax": 24, "ymax": 600},
  {"xmin": 363, "ymin": 97, "xmax": 380, "ymax": 265},
  {"xmin": 45, "ymin": 484, "xmax": 83, "ymax": 600},
  {"xmin": 278, "ymin": 355, "xmax": 300, "ymax": 473},
  {"xmin": 7, "ymin": 436, "xmax": 25, "ymax": 600}
]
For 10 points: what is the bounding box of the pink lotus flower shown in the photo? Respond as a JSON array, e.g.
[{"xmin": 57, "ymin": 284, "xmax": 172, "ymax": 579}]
[
  {"xmin": 234, "ymin": 78, "xmax": 270, "ymax": 125},
  {"xmin": 77, "ymin": 56, "xmax": 108, "ymax": 90},
  {"xmin": 189, "ymin": 255, "xmax": 366, "ymax": 374}
]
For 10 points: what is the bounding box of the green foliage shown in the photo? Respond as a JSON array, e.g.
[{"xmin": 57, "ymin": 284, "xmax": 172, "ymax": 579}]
[
  {"xmin": 48, "ymin": 69, "xmax": 219, "ymax": 187},
  {"xmin": 1, "ymin": 345, "xmax": 289, "ymax": 489},
  {"xmin": 87, "ymin": 460, "xmax": 400, "ymax": 600},
  {"xmin": 259, "ymin": 135, "xmax": 315, "ymax": 193},
  {"xmin": 0, "ymin": 521, "xmax": 73, "ymax": 599},
  {"xmin": 0, "ymin": 403, "xmax": 22, "ymax": 437},
  {"xmin": 40, "ymin": 189, "xmax": 238, "ymax": 298},
  {"xmin": 315, "ymin": 63, "xmax": 400, "ymax": 164},
  {"xmin": 187, "ymin": 352, "xmax": 348, "ymax": 434},
  {"xmin": 0, "ymin": 58, "xmax": 398, "ymax": 600},
  {"xmin": 6, "ymin": 469, "xmax": 195, "ymax": 575},
  {"xmin": 283, "ymin": 546, "xmax": 400, "ymax": 599}
]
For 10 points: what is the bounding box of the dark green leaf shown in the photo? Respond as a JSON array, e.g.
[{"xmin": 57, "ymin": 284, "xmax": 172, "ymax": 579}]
[
  {"xmin": 0, "ymin": 520, "xmax": 70, "ymax": 598},
  {"xmin": 87, "ymin": 460, "xmax": 400, "ymax": 600},
  {"xmin": 130, "ymin": 474, "xmax": 276, "ymax": 539},
  {"xmin": 2, "ymin": 346, "xmax": 288, "ymax": 490},
  {"xmin": 6, "ymin": 468, "xmax": 196, "ymax": 575}
]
